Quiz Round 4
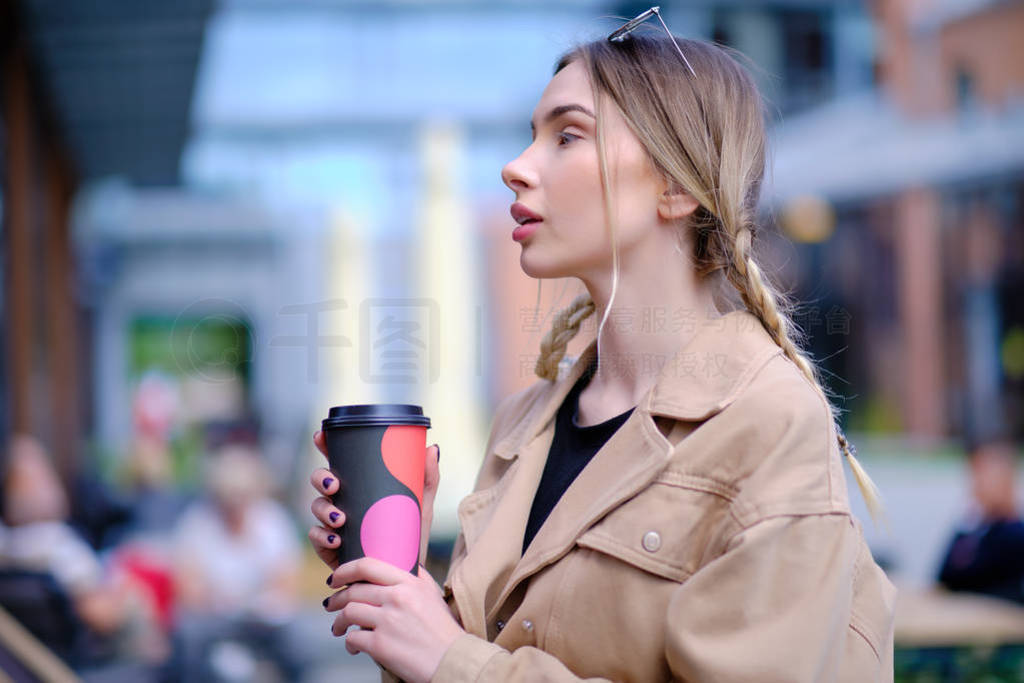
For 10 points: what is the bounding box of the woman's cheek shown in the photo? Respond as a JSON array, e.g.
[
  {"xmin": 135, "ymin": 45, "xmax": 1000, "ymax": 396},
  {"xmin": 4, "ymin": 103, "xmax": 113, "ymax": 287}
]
[{"xmin": 561, "ymin": 163, "xmax": 604, "ymax": 217}]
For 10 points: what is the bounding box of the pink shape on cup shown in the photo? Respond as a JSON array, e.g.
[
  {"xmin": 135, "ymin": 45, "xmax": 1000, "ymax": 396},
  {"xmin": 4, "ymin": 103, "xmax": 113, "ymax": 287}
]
[{"xmin": 360, "ymin": 495, "xmax": 420, "ymax": 572}]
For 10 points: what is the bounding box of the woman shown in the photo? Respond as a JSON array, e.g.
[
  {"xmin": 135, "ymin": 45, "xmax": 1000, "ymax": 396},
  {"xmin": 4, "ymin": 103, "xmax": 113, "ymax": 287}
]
[{"xmin": 308, "ymin": 15, "xmax": 896, "ymax": 683}]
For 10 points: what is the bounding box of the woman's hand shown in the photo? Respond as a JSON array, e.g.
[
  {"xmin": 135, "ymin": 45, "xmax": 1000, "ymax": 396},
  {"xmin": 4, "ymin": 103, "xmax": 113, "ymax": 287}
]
[
  {"xmin": 308, "ymin": 431, "xmax": 441, "ymax": 570},
  {"xmin": 324, "ymin": 557, "xmax": 465, "ymax": 683}
]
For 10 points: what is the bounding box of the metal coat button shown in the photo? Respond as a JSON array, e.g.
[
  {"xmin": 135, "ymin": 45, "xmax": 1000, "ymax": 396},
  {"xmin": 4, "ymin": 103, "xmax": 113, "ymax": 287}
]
[{"xmin": 642, "ymin": 530, "xmax": 662, "ymax": 552}]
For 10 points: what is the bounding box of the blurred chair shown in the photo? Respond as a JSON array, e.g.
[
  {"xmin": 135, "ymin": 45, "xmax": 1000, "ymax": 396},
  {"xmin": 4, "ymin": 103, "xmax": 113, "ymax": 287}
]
[
  {"xmin": 0, "ymin": 568, "xmax": 84, "ymax": 665},
  {"xmin": 0, "ymin": 570, "xmax": 174, "ymax": 682},
  {"xmin": 0, "ymin": 603, "xmax": 78, "ymax": 683},
  {"xmin": 1, "ymin": 434, "xmax": 171, "ymax": 674}
]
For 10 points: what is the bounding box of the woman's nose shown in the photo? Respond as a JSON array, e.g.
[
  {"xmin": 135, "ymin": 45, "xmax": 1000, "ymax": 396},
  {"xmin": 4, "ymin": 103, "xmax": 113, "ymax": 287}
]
[{"xmin": 501, "ymin": 152, "xmax": 535, "ymax": 192}]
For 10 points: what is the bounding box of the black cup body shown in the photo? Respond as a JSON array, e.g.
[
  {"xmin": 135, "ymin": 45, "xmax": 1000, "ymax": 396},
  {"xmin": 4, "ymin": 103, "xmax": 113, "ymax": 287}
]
[{"xmin": 322, "ymin": 405, "xmax": 429, "ymax": 574}]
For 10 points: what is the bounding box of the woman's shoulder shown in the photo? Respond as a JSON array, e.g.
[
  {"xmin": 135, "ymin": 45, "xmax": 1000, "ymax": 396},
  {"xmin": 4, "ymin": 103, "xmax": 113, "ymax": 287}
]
[
  {"xmin": 678, "ymin": 349, "xmax": 852, "ymax": 523},
  {"xmin": 731, "ymin": 348, "xmax": 834, "ymax": 430}
]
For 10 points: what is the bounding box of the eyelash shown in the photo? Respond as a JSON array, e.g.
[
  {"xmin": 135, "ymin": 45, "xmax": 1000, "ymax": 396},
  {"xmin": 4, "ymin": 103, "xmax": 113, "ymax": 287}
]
[
  {"xmin": 528, "ymin": 129, "xmax": 581, "ymax": 146},
  {"xmin": 557, "ymin": 131, "xmax": 579, "ymax": 146}
]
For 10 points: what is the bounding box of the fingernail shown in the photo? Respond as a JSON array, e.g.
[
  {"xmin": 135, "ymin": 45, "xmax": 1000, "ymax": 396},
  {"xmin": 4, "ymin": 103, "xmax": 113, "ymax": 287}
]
[
  {"xmin": 322, "ymin": 597, "xmax": 329, "ymax": 608},
  {"xmin": 323, "ymin": 477, "xmax": 334, "ymax": 489},
  {"xmin": 327, "ymin": 534, "xmax": 336, "ymax": 544},
  {"xmin": 326, "ymin": 574, "xmax": 333, "ymax": 586},
  {"xmin": 329, "ymin": 511, "xmax": 340, "ymax": 524},
  {"xmin": 435, "ymin": 444, "xmax": 441, "ymax": 464}
]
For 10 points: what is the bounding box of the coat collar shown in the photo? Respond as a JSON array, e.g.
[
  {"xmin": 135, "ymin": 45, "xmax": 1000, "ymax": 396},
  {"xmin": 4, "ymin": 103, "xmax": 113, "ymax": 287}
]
[{"xmin": 492, "ymin": 309, "xmax": 782, "ymax": 462}]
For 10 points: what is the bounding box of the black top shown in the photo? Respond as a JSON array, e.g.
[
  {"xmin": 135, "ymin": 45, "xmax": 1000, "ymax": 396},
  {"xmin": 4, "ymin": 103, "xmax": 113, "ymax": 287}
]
[
  {"xmin": 937, "ymin": 516, "xmax": 1024, "ymax": 605},
  {"xmin": 522, "ymin": 359, "xmax": 635, "ymax": 556}
]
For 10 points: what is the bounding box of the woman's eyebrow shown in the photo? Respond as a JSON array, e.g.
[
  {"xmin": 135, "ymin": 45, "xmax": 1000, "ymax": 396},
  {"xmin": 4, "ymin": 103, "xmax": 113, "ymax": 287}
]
[{"xmin": 530, "ymin": 103, "xmax": 596, "ymax": 134}]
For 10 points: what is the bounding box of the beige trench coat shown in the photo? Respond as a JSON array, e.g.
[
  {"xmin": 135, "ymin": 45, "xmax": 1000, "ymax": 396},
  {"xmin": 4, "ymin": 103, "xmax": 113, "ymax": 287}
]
[{"xmin": 385, "ymin": 309, "xmax": 896, "ymax": 682}]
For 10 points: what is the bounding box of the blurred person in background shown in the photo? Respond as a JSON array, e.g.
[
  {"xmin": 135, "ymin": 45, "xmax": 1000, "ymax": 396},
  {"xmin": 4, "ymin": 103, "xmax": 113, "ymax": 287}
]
[
  {"xmin": 169, "ymin": 441, "xmax": 308, "ymax": 681},
  {"xmin": 88, "ymin": 374, "xmax": 195, "ymax": 645},
  {"xmin": 103, "ymin": 432, "xmax": 194, "ymax": 643},
  {"xmin": 67, "ymin": 370, "xmax": 182, "ymax": 554},
  {"xmin": 0, "ymin": 434, "xmax": 169, "ymax": 668},
  {"xmin": 119, "ymin": 376, "xmax": 194, "ymax": 539},
  {"xmin": 937, "ymin": 434, "xmax": 1024, "ymax": 604}
]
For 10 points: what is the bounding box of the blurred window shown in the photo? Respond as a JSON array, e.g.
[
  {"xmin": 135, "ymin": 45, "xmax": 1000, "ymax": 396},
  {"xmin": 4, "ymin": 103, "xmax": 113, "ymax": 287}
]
[
  {"xmin": 709, "ymin": 6, "xmax": 835, "ymax": 115},
  {"xmin": 955, "ymin": 66, "xmax": 976, "ymax": 111},
  {"xmin": 780, "ymin": 8, "xmax": 834, "ymax": 114}
]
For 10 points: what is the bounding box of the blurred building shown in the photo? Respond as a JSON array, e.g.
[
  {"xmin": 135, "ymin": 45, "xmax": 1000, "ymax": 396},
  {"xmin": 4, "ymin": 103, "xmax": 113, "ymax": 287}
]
[
  {"xmin": 1, "ymin": 0, "xmax": 213, "ymax": 487},
  {"xmin": 72, "ymin": 183, "xmax": 323, "ymax": 484},
  {"xmin": 766, "ymin": 0, "xmax": 1024, "ymax": 443}
]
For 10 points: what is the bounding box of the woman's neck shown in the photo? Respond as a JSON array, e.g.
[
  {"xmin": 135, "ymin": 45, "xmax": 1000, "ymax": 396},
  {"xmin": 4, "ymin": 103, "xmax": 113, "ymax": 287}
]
[{"xmin": 579, "ymin": 274, "xmax": 721, "ymax": 408}]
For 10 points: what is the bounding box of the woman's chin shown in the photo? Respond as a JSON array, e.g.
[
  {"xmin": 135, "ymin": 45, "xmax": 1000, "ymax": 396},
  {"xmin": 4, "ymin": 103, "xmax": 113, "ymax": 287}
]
[{"xmin": 519, "ymin": 251, "xmax": 571, "ymax": 280}]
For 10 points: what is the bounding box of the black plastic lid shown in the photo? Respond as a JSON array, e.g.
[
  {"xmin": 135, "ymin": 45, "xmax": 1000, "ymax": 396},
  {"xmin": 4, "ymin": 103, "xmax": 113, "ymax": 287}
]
[{"xmin": 322, "ymin": 404, "xmax": 430, "ymax": 429}]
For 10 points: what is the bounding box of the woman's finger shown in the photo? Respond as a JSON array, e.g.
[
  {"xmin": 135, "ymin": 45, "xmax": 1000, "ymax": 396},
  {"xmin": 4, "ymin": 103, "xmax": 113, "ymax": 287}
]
[
  {"xmin": 331, "ymin": 601, "xmax": 379, "ymax": 637},
  {"xmin": 314, "ymin": 430, "xmax": 328, "ymax": 458},
  {"xmin": 323, "ymin": 581, "xmax": 387, "ymax": 612},
  {"xmin": 308, "ymin": 525, "xmax": 342, "ymax": 571},
  {"xmin": 344, "ymin": 630, "xmax": 367, "ymax": 656},
  {"xmin": 311, "ymin": 496, "xmax": 346, "ymax": 529},
  {"xmin": 342, "ymin": 625, "xmax": 376, "ymax": 657},
  {"xmin": 327, "ymin": 556, "xmax": 408, "ymax": 590},
  {"xmin": 419, "ymin": 444, "xmax": 440, "ymax": 566},
  {"xmin": 311, "ymin": 467, "xmax": 339, "ymax": 496},
  {"xmin": 424, "ymin": 444, "xmax": 440, "ymax": 495}
]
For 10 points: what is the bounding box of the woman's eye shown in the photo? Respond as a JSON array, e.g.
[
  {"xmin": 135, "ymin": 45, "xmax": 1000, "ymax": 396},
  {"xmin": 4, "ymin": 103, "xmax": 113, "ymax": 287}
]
[{"xmin": 557, "ymin": 131, "xmax": 579, "ymax": 146}]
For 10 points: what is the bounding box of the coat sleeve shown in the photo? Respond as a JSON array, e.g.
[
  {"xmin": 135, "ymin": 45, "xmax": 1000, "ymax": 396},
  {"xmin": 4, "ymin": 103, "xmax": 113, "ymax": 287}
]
[
  {"xmin": 425, "ymin": 513, "xmax": 861, "ymax": 683},
  {"xmin": 665, "ymin": 512, "xmax": 862, "ymax": 682}
]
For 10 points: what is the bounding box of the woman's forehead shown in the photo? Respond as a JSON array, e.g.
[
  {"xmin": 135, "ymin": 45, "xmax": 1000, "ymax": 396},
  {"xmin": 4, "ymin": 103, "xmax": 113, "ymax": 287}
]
[{"xmin": 535, "ymin": 60, "xmax": 594, "ymax": 116}]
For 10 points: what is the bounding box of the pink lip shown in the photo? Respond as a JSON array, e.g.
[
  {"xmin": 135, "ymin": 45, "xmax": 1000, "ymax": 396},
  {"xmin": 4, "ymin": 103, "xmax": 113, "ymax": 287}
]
[
  {"xmin": 513, "ymin": 220, "xmax": 541, "ymax": 242},
  {"xmin": 510, "ymin": 202, "xmax": 543, "ymax": 242},
  {"xmin": 510, "ymin": 202, "xmax": 543, "ymax": 223}
]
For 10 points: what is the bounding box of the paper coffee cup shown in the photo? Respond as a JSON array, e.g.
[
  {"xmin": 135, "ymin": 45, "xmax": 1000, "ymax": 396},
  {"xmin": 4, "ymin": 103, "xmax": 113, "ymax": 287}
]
[{"xmin": 321, "ymin": 404, "xmax": 430, "ymax": 573}]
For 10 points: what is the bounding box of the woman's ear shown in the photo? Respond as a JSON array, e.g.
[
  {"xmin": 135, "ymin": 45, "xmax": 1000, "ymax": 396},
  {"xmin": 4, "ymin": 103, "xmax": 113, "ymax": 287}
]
[{"xmin": 657, "ymin": 185, "xmax": 700, "ymax": 221}]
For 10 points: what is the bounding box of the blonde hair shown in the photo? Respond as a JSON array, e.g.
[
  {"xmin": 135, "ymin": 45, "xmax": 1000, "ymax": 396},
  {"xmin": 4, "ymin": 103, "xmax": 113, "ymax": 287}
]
[{"xmin": 532, "ymin": 34, "xmax": 886, "ymax": 524}]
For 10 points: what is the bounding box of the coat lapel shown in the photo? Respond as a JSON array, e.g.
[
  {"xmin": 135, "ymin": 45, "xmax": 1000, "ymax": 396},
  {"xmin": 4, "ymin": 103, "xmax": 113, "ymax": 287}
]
[
  {"xmin": 450, "ymin": 346, "xmax": 601, "ymax": 637},
  {"xmin": 489, "ymin": 394, "xmax": 672, "ymax": 622}
]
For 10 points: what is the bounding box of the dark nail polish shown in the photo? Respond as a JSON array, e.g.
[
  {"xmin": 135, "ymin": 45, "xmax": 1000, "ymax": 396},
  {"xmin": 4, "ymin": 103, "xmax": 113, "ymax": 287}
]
[
  {"xmin": 323, "ymin": 477, "xmax": 334, "ymax": 489},
  {"xmin": 329, "ymin": 511, "xmax": 340, "ymax": 523},
  {"xmin": 327, "ymin": 534, "xmax": 336, "ymax": 544},
  {"xmin": 435, "ymin": 444, "xmax": 441, "ymax": 464},
  {"xmin": 322, "ymin": 597, "xmax": 329, "ymax": 608},
  {"xmin": 326, "ymin": 574, "xmax": 333, "ymax": 586}
]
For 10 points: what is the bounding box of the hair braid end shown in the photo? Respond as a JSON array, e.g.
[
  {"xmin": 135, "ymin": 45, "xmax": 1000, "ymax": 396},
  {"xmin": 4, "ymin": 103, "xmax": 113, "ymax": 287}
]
[{"xmin": 838, "ymin": 430, "xmax": 891, "ymax": 533}]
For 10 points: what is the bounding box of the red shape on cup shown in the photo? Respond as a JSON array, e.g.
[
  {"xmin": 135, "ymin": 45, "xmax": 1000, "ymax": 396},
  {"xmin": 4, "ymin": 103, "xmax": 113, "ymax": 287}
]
[{"xmin": 381, "ymin": 425, "xmax": 425, "ymax": 505}]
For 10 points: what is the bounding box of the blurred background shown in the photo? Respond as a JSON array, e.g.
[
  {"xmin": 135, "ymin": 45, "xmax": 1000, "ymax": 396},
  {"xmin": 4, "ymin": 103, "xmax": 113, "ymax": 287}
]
[{"xmin": 1, "ymin": 0, "xmax": 1022, "ymax": 680}]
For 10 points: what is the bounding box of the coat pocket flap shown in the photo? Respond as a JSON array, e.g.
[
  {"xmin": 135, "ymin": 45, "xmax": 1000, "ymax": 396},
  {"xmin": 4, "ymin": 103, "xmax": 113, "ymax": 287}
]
[{"xmin": 576, "ymin": 477, "xmax": 734, "ymax": 583}]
